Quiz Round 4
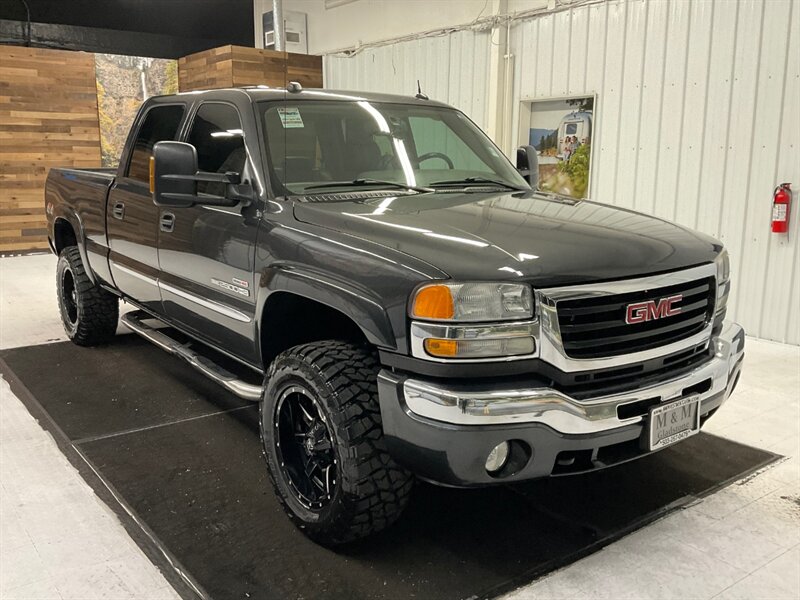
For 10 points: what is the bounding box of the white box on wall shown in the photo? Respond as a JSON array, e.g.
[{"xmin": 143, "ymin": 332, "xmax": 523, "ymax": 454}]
[{"xmin": 263, "ymin": 10, "xmax": 308, "ymax": 54}]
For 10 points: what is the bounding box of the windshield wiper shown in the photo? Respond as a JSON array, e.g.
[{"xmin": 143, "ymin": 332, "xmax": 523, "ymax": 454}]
[
  {"xmin": 429, "ymin": 176, "xmax": 525, "ymax": 191},
  {"xmin": 303, "ymin": 178, "xmax": 433, "ymax": 194}
]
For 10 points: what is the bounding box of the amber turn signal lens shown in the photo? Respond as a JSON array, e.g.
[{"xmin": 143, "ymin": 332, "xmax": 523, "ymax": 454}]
[
  {"xmin": 149, "ymin": 156, "xmax": 155, "ymax": 194},
  {"xmin": 424, "ymin": 338, "xmax": 458, "ymax": 357},
  {"xmin": 412, "ymin": 285, "xmax": 454, "ymax": 320}
]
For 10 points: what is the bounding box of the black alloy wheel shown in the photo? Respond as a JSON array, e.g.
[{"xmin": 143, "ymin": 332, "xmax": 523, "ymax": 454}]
[
  {"xmin": 260, "ymin": 341, "xmax": 414, "ymax": 545},
  {"xmin": 55, "ymin": 246, "xmax": 119, "ymax": 346},
  {"xmin": 274, "ymin": 385, "xmax": 337, "ymax": 510},
  {"xmin": 61, "ymin": 266, "xmax": 79, "ymax": 328}
]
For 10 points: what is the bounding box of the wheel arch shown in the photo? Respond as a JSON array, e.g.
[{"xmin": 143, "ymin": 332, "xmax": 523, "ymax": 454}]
[
  {"xmin": 255, "ymin": 268, "xmax": 397, "ymax": 367},
  {"xmin": 53, "ymin": 217, "xmax": 78, "ymax": 254},
  {"xmin": 51, "ymin": 212, "xmax": 97, "ymax": 285}
]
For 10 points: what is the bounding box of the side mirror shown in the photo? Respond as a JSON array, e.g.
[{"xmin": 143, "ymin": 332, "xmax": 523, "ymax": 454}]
[
  {"xmin": 516, "ymin": 145, "xmax": 539, "ymax": 189},
  {"xmin": 152, "ymin": 141, "xmax": 250, "ymax": 208},
  {"xmin": 153, "ymin": 141, "xmax": 198, "ymax": 208}
]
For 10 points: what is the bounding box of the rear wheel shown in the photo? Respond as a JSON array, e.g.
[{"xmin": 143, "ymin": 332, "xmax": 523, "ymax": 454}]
[
  {"xmin": 56, "ymin": 246, "xmax": 119, "ymax": 346},
  {"xmin": 260, "ymin": 341, "xmax": 413, "ymax": 545}
]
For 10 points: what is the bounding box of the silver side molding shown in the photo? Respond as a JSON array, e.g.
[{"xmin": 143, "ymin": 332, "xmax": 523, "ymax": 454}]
[
  {"xmin": 158, "ymin": 281, "xmax": 252, "ymax": 323},
  {"xmin": 120, "ymin": 310, "xmax": 262, "ymax": 401},
  {"xmin": 114, "ymin": 263, "xmax": 159, "ymax": 286}
]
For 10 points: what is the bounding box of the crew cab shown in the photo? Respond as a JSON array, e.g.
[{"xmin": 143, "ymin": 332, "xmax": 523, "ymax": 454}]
[{"xmin": 45, "ymin": 85, "xmax": 744, "ymax": 545}]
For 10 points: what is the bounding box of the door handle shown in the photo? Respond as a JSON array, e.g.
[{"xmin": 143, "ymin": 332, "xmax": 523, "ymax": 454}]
[
  {"xmin": 160, "ymin": 212, "xmax": 175, "ymax": 233},
  {"xmin": 112, "ymin": 202, "xmax": 125, "ymax": 220}
]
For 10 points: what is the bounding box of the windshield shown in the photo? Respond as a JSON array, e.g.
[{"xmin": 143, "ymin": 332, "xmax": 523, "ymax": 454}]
[{"xmin": 260, "ymin": 100, "xmax": 529, "ymax": 195}]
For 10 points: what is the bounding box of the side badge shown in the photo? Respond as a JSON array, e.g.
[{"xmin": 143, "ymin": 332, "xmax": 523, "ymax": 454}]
[{"xmin": 211, "ymin": 278, "xmax": 250, "ymax": 297}]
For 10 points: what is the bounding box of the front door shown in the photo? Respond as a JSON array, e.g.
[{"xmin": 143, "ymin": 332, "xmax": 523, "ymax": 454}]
[
  {"xmin": 107, "ymin": 103, "xmax": 186, "ymax": 312},
  {"xmin": 157, "ymin": 101, "xmax": 260, "ymax": 363}
]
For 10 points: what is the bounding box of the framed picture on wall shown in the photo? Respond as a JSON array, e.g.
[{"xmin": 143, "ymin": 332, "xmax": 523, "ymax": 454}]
[{"xmin": 522, "ymin": 95, "xmax": 595, "ymax": 199}]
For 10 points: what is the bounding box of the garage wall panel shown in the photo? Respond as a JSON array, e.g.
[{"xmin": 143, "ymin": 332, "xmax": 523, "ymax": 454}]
[
  {"xmin": 753, "ymin": 0, "xmax": 798, "ymax": 342},
  {"xmin": 594, "ymin": 0, "xmax": 627, "ymax": 203},
  {"xmin": 0, "ymin": 46, "xmax": 102, "ymax": 253},
  {"xmin": 613, "ymin": 0, "xmax": 648, "ymax": 212},
  {"xmin": 509, "ymin": 0, "xmax": 799, "ymax": 344},
  {"xmin": 717, "ymin": 0, "xmax": 765, "ymax": 328},
  {"xmin": 323, "ymin": 30, "xmax": 492, "ymax": 130},
  {"xmin": 694, "ymin": 1, "xmax": 737, "ymax": 238},
  {"xmin": 671, "ymin": 0, "xmax": 713, "ymax": 226},
  {"xmin": 634, "ymin": 0, "xmax": 669, "ymax": 218}
]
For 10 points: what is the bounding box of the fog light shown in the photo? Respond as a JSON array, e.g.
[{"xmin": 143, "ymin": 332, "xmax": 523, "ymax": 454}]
[{"xmin": 485, "ymin": 441, "xmax": 510, "ymax": 473}]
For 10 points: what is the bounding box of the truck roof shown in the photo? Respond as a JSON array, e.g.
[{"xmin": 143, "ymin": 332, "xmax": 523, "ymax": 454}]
[{"xmin": 161, "ymin": 86, "xmax": 452, "ymax": 109}]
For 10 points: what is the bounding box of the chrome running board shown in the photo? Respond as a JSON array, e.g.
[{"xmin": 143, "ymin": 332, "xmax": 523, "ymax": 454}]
[{"xmin": 120, "ymin": 310, "xmax": 262, "ymax": 401}]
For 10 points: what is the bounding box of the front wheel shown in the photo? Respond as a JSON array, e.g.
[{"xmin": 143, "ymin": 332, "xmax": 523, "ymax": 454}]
[
  {"xmin": 260, "ymin": 341, "xmax": 413, "ymax": 545},
  {"xmin": 56, "ymin": 246, "xmax": 119, "ymax": 346}
]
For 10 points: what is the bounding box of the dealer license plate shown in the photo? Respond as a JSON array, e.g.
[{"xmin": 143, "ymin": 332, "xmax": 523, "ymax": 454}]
[{"xmin": 647, "ymin": 395, "xmax": 701, "ymax": 451}]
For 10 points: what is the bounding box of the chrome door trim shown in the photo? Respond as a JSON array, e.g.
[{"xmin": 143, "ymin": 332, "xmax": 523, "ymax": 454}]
[
  {"xmin": 114, "ymin": 262, "xmax": 158, "ymax": 286},
  {"xmin": 537, "ymin": 263, "xmax": 717, "ymax": 372},
  {"xmin": 158, "ymin": 281, "xmax": 252, "ymax": 323}
]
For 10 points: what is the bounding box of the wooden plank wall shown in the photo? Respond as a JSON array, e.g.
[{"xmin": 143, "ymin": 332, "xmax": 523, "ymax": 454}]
[
  {"xmin": 0, "ymin": 44, "xmax": 322, "ymax": 253},
  {"xmin": 0, "ymin": 46, "xmax": 102, "ymax": 253},
  {"xmin": 177, "ymin": 45, "xmax": 236, "ymax": 90},
  {"xmin": 179, "ymin": 45, "xmax": 323, "ymax": 91}
]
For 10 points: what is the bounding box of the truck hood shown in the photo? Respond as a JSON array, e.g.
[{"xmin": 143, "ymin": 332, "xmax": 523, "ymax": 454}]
[{"xmin": 293, "ymin": 191, "xmax": 721, "ymax": 287}]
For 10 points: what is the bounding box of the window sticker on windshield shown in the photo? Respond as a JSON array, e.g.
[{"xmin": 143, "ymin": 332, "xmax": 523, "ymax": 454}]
[{"xmin": 277, "ymin": 107, "xmax": 304, "ymax": 128}]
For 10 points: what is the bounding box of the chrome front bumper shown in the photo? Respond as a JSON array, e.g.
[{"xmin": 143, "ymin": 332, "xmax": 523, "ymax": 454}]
[{"xmin": 399, "ymin": 322, "xmax": 744, "ymax": 435}]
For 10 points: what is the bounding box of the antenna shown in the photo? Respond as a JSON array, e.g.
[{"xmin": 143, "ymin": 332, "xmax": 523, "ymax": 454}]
[{"xmin": 415, "ymin": 80, "xmax": 429, "ymax": 100}]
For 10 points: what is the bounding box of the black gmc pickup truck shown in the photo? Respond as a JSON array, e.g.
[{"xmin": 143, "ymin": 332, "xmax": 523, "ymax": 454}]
[{"xmin": 45, "ymin": 85, "xmax": 744, "ymax": 545}]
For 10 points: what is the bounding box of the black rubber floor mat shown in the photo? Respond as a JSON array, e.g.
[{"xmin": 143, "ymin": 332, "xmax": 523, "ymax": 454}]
[{"xmin": 0, "ymin": 338, "xmax": 779, "ymax": 600}]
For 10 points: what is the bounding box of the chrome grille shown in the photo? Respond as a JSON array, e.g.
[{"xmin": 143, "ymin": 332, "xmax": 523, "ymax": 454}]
[{"xmin": 556, "ymin": 277, "xmax": 715, "ymax": 359}]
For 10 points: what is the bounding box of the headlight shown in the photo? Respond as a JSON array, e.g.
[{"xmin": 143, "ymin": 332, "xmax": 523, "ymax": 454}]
[
  {"xmin": 411, "ymin": 282, "xmax": 534, "ymax": 322},
  {"xmin": 715, "ymin": 249, "xmax": 730, "ymax": 285},
  {"xmin": 714, "ymin": 249, "xmax": 731, "ymax": 313}
]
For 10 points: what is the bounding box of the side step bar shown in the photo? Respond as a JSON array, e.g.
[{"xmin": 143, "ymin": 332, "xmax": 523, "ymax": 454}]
[{"xmin": 121, "ymin": 310, "xmax": 262, "ymax": 401}]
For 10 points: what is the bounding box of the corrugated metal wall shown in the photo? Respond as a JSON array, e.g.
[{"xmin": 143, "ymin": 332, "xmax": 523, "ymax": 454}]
[
  {"xmin": 511, "ymin": 0, "xmax": 799, "ymax": 345},
  {"xmin": 323, "ymin": 0, "xmax": 800, "ymax": 345},
  {"xmin": 324, "ymin": 29, "xmax": 493, "ymax": 130}
]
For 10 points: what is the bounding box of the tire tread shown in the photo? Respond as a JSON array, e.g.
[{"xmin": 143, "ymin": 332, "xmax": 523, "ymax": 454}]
[
  {"xmin": 262, "ymin": 340, "xmax": 413, "ymax": 544},
  {"xmin": 57, "ymin": 246, "xmax": 118, "ymax": 346}
]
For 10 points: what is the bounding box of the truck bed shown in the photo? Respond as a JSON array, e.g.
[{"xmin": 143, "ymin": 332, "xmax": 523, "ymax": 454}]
[{"xmin": 45, "ymin": 166, "xmax": 117, "ymax": 279}]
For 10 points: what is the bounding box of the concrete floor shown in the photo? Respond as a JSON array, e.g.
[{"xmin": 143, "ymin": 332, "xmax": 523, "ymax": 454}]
[{"xmin": 1, "ymin": 253, "xmax": 798, "ymax": 600}]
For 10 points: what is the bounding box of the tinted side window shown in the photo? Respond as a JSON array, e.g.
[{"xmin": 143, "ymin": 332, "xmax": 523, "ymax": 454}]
[
  {"xmin": 127, "ymin": 105, "xmax": 184, "ymax": 182},
  {"xmin": 188, "ymin": 103, "xmax": 246, "ymax": 195}
]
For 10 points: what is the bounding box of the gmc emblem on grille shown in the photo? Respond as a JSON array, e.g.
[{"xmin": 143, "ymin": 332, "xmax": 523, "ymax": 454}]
[{"xmin": 625, "ymin": 294, "xmax": 683, "ymax": 324}]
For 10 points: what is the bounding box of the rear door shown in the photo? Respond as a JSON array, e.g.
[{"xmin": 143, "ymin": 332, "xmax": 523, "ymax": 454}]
[
  {"xmin": 157, "ymin": 99, "xmax": 261, "ymax": 362},
  {"xmin": 107, "ymin": 102, "xmax": 186, "ymax": 312}
]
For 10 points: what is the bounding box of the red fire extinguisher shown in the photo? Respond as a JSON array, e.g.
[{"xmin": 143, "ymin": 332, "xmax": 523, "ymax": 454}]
[{"xmin": 772, "ymin": 183, "xmax": 792, "ymax": 234}]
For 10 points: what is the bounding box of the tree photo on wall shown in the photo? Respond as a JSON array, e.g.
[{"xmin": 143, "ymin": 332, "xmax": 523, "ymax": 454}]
[{"xmin": 94, "ymin": 54, "xmax": 179, "ymax": 167}]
